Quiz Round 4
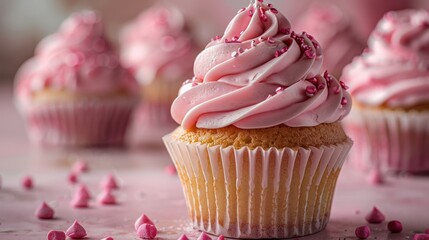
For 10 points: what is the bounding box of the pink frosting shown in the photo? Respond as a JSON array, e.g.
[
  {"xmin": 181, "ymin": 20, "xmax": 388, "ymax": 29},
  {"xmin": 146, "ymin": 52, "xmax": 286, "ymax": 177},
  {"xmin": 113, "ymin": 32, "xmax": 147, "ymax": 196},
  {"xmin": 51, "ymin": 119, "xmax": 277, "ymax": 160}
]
[
  {"xmin": 295, "ymin": 5, "xmax": 364, "ymax": 76},
  {"xmin": 171, "ymin": 1, "xmax": 351, "ymax": 130},
  {"xmin": 342, "ymin": 10, "xmax": 429, "ymax": 108},
  {"xmin": 120, "ymin": 6, "xmax": 198, "ymax": 85},
  {"xmin": 15, "ymin": 10, "xmax": 137, "ymax": 101}
]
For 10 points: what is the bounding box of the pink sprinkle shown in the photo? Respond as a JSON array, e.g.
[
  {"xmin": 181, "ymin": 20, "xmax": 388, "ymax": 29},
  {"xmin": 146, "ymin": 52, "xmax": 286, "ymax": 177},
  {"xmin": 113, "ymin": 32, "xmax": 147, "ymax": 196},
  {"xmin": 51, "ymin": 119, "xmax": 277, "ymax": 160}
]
[
  {"xmin": 275, "ymin": 87, "xmax": 284, "ymax": 93},
  {"xmin": 97, "ymin": 189, "xmax": 117, "ymax": 205},
  {"xmin": 35, "ymin": 202, "xmax": 54, "ymax": 220},
  {"xmin": 217, "ymin": 235, "xmax": 225, "ymax": 240},
  {"xmin": 136, "ymin": 224, "xmax": 157, "ymax": 239},
  {"xmin": 318, "ymin": 83, "xmax": 326, "ymax": 90},
  {"xmin": 211, "ymin": 35, "xmax": 221, "ymax": 41},
  {"xmin": 304, "ymin": 49, "xmax": 316, "ymax": 59},
  {"xmin": 308, "ymin": 77, "xmax": 318, "ymax": 85},
  {"xmin": 267, "ymin": 37, "xmax": 276, "ymax": 44},
  {"xmin": 177, "ymin": 234, "xmax": 189, "ymax": 240},
  {"xmin": 197, "ymin": 232, "xmax": 212, "ymax": 240},
  {"xmin": 414, "ymin": 234, "xmax": 429, "ymax": 240},
  {"xmin": 281, "ymin": 46, "xmax": 288, "ymax": 53},
  {"xmin": 365, "ymin": 207, "xmax": 385, "ymax": 224},
  {"xmin": 274, "ymin": 50, "xmax": 282, "ymax": 58},
  {"xmin": 267, "ymin": 3, "xmax": 273, "ymax": 7},
  {"xmin": 355, "ymin": 226, "xmax": 370, "ymax": 239},
  {"xmin": 101, "ymin": 174, "xmax": 119, "ymax": 190},
  {"xmin": 165, "ymin": 164, "xmax": 177, "ymax": 175},
  {"xmin": 279, "ymin": 27, "xmax": 290, "ymax": 35},
  {"xmin": 101, "ymin": 237, "xmax": 114, "ymax": 240},
  {"xmin": 232, "ymin": 36, "xmax": 239, "ymax": 41},
  {"xmin": 72, "ymin": 161, "xmax": 88, "ymax": 174},
  {"xmin": 134, "ymin": 214, "xmax": 155, "ymax": 231},
  {"xmin": 251, "ymin": 40, "xmax": 257, "ymax": 47},
  {"xmin": 270, "ymin": 8, "xmax": 278, "ymax": 14},
  {"xmin": 68, "ymin": 172, "xmax": 78, "ymax": 184},
  {"xmin": 47, "ymin": 230, "xmax": 66, "ymax": 240},
  {"xmin": 334, "ymin": 86, "xmax": 341, "ymax": 94},
  {"xmin": 66, "ymin": 220, "xmax": 87, "ymax": 239},
  {"xmin": 341, "ymin": 97, "xmax": 348, "ymax": 106},
  {"xmin": 248, "ymin": 9, "xmax": 253, "ymax": 17},
  {"xmin": 305, "ymin": 86, "xmax": 317, "ymax": 97},
  {"xmin": 22, "ymin": 176, "xmax": 33, "ymax": 190},
  {"xmin": 340, "ymin": 80, "xmax": 349, "ymax": 90},
  {"xmin": 367, "ymin": 170, "xmax": 384, "ymax": 185},
  {"xmin": 387, "ymin": 220, "xmax": 403, "ymax": 233}
]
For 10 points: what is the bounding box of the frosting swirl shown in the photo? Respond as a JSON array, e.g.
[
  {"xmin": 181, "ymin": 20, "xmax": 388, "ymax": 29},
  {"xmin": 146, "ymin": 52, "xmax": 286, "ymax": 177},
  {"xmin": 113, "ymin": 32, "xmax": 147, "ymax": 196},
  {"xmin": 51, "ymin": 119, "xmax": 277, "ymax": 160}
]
[
  {"xmin": 171, "ymin": 1, "xmax": 351, "ymax": 130},
  {"xmin": 120, "ymin": 6, "xmax": 198, "ymax": 85},
  {"xmin": 342, "ymin": 10, "xmax": 429, "ymax": 108},
  {"xmin": 15, "ymin": 10, "xmax": 137, "ymax": 100}
]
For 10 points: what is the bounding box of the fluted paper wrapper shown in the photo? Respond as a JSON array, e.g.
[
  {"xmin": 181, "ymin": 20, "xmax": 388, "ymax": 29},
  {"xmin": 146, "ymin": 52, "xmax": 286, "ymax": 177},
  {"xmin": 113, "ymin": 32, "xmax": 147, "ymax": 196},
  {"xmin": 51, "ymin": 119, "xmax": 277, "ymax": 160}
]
[
  {"xmin": 345, "ymin": 107, "xmax": 429, "ymax": 173},
  {"xmin": 21, "ymin": 99, "xmax": 135, "ymax": 147},
  {"xmin": 163, "ymin": 135, "xmax": 352, "ymax": 239}
]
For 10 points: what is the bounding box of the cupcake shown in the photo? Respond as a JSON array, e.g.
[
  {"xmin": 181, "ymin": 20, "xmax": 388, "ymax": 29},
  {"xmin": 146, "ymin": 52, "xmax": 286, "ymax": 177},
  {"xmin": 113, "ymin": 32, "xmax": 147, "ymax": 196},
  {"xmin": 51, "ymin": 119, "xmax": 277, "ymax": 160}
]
[
  {"xmin": 342, "ymin": 10, "xmax": 429, "ymax": 174},
  {"xmin": 15, "ymin": 10, "xmax": 138, "ymax": 146},
  {"xmin": 295, "ymin": 4, "xmax": 364, "ymax": 77},
  {"xmin": 163, "ymin": 1, "xmax": 352, "ymax": 238},
  {"xmin": 120, "ymin": 5, "xmax": 198, "ymax": 145}
]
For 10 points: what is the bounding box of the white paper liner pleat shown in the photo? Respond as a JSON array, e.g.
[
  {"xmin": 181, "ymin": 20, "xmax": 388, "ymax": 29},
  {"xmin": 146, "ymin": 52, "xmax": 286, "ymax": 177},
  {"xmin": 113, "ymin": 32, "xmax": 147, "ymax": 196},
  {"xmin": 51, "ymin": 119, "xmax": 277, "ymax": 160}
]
[
  {"xmin": 163, "ymin": 135, "xmax": 352, "ymax": 239},
  {"xmin": 345, "ymin": 107, "xmax": 429, "ymax": 173},
  {"xmin": 22, "ymin": 99, "xmax": 136, "ymax": 146}
]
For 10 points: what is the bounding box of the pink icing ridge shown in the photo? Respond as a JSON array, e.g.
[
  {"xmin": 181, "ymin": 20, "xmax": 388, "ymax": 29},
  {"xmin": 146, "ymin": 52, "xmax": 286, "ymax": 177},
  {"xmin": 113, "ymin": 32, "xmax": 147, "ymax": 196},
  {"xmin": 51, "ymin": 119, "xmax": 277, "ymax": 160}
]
[
  {"xmin": 120, "ymin": 6, "xmax": 198, "ymax": 85},
  {"xmin": 171, "ymin": 1, "xmax": 351, "ymax": 130},
  {"xmin": 295, "ymin": 4, "xmax": 364, "ymax": 76},
  {"xmin": 342, "ymin": 10, "xmax": 429, "ymax": 108},
  {"xmin": 15, "ymin": 10, "xmax": 137, "ymax": 101}
]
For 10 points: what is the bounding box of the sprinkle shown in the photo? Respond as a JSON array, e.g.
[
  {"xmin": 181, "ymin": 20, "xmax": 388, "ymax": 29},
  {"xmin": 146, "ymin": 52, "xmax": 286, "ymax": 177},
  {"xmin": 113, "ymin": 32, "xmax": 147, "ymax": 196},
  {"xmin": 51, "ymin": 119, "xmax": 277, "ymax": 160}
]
[
  {"xmin": 274, "ymin": 50, "xmax": 282, "ymax": 58},
  {"xmin": 267, "ymin": 37, "xmax": 276, "ymax": 44},
  {"xmin": 66, "ymin": 220, "xmax": 87, "ymax": 239},
  {"xmin": 259, "ymin": 36, "xmax": 267, "ymax": 42},
  {"xmin": 340, "ymin": 81, "xmax": 349, "ymax": 90},
  {"xmin": 72, "ymin": 161, "xmax": 88, "ymax": 174},
  {"xmin": 22, "ymin": 176, "xmax": 33, "ymax": 190},
  {"xmin": 334, "ymin": 86, "xmax": 341, "ymax": 94},
  {"xmin": 47, "ymin": 230, "xmax": 66, "ymax": 240},
  {"xmin": 237, "ymin": 47, "xmax": 244, "ymax": 54},
  {"xmin": 137, "ymin": 224, "xmax": 157, "ymax": 239},
  {"xmin": 165, "ymin": 164, "xmax": 177, "ymax": 175},
  {"xmin": 308, "ymin": 77, "xmax": 318, "ymax": 85},
  {"xmin": 251, "ymin": 40, "xmax": 257, "ymax": 47},
  {"xmin": 387, "ymin": 220, "xmax": 403, "ymax": 233},
  {"xmin": 305, "ymin": 86, "xmax": 317, "ymax": 97},
  {"xmin": 97, "ymin": 189, "xmax": 117, "ymax": 205},
  {"xmin": 318, "ymin": 83, "xmax": 326, "ymax": 90},
  {"xmin": 231, "ymin": 51, "xmax": 239, "ymax": 58},
  {"xmin": 365, "ymin": 207, "xmax": 385, "ymax": 224},
  {"xmin": 238, "ymin": 7, "xmax": 246, "ymax": 14},
  {"xmin": 249, "ymin": 10, "xmax": 254, "ymax": 17},
  {"xmin": 355, "ymin": 226, "xmax": 370, "ymax": 239},
  {"xmin": 211, "ymin": 35, "xmax": 221, "ymax": 41},
  {"xmin": 267, "ymin": 3, "xmax": 273, "ymax": 7},
  {"xmin": 232, "ymin": 36, "xmax": 239, "ymax": 41},
  {"xmin": 68, "ymin": 172, "xmax": 78, "ymax": 184},
  {"xmin": 35, "ymin": 202, "xmax": 54, "ymax": 220},
  {"xmin": 304, "ymin": 49, "xmax": 316, "ymax": 59},
  {"xmin": 270, "ymin": 8, "xmax": 278, "ymax": 14},
  {"xmin": 275, "ymin": 87, "xmax": 284, "ymax": 93},
  {"xmin": 413, "ymin": 234, "xmax": 429, "ymax": 240},
  {"xmin": 101, "ymin": 173, "xmax": 119, "ymax": 190},
  {"xmin": 279, "ymin": 27, "xmax": 291, "ymax": 35},
  {"xmin": 197, "ymin": 232, "xmax": 212, "ymax": 240},
  {"xmin": 177, "ymin": 234, "xmax": 189, "ymax": 240},
  {"xmin": 134, "ymin": 214, "xmax": 155, "ymax": 231},
  {"xmin": 281, "ymin": 46, "xmax": 288, "ymax": 53},
  {"xmin": 341, "ymin": 97, "xmax": 348, "ymax": 105}
]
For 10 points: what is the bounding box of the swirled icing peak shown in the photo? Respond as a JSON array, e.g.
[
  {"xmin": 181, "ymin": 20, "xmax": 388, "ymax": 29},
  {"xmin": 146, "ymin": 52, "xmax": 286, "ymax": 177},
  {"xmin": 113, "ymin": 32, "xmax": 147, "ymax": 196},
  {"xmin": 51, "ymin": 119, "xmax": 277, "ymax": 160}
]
[
  {"xmin": 172, "ymin": 0, "xmax": 351, "ymax": 130},
  {"xmin": 15, "ymin": 10, "xmax": 137, "ymax": 100},
  {"xmin": 342, "ymin": 9, "xmax": 429, "ymax": 108},
  {"xmin": 120, "ymin": 6, "xmax": 198, "ymax": 85}
]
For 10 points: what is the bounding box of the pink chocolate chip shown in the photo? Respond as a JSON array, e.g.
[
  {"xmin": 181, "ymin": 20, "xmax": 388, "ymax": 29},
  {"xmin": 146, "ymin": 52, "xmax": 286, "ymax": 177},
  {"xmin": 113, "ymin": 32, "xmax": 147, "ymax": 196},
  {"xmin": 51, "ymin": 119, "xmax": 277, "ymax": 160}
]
[
  {"xmin": 47, "ymin": 230, "xmax": 66, "ymax": 240},
  {"xmin": 101, "ymin": 174, "xmax": 119, "ymax": 190},
  {"xmin": 22, "ymin": 176, "xmax": 33, "ymax": 190},
  {"xmin": 35, "ymin": 202, "xmax": 54, "ymax": 219},
  {"xmin": 177, "ymin": 234, "xmax": 189, "ymax": 240},
  {"xmin": 197, "ymin": 232, "xmax": 212, "ymax": 240},
  {"xmin": 414, "ymin": 234, "xmax": 429, "ymax": 240},
  {"xmin": 134, "ymin": 214, "xmax": 155, "ymax": 231},
  {"xmin": 97, "ymin": 189, "xmax": 117, "ymax": 205},
  {"xmin": 136, "ymin": 224, "xmax": 157, "ymax": 239},
  {"xmin": 355, "ymin": 226, "xmax": 371, "ymax": 239},
  {"xmin": 387, "ymin": 220, "xmax": 403, "ymax": 233},
  {"xmin": 365, "ymin": 207, "xmax": 385, "ymax": 224},
  {"xmin": 66, "ymin": 220, "xmax": 87, "ymax": 239}
]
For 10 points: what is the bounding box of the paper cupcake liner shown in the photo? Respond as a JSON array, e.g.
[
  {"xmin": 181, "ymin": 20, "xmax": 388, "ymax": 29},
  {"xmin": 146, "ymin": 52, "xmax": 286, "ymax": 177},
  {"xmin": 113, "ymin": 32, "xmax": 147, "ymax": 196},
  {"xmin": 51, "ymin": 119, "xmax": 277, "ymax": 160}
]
[
  {"xmin": 22, "ymin": 99, "xmax": 136, "ymax": 147},
  {"xmin": 129, "ymin": 102, "xmax": 178, "ymax": 145},
  {"xmin": 345, "ymin": 107, "xmax": 429, "ymax": 173},
  {"xmin": 163, "ymin": 135, "xmax": 352, "ymax": 239}
]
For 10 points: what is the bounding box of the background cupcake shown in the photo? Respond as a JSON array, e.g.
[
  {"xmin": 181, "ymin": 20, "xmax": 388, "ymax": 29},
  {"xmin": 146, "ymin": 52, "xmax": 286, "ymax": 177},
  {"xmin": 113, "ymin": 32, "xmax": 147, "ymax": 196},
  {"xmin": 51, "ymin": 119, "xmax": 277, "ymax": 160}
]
[
  {"xmin": 15, "ymin": 10, "xmax": 138, "ymax": 147},
  {"xmin": 120, "ymin": 5, "xmax": 199, "ymax": 145},
  {"xmin": 164, "ymin": 1, "xmax": 352, "ymax": 238},
  {"xmin": 295, "ymin": 4, "xmax": 365, "ymax": 77},
  {"xmin": 342, "ymin": 9, "xmax": 429, "ymax": 174}
]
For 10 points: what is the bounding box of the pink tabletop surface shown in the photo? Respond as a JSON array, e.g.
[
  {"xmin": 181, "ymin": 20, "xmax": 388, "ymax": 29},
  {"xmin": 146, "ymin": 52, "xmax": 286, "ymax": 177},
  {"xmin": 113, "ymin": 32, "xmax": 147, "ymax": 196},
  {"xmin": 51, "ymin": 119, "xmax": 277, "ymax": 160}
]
[{"xmin": 0, "ymin": 83, "xmax": 428, "ymax": 240}]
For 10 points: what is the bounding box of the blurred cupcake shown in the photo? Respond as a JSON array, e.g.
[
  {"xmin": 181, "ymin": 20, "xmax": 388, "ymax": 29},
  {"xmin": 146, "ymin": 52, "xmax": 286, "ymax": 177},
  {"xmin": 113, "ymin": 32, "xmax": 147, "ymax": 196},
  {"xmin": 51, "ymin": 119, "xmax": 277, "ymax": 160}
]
[
  {"xmin": 15, "ymin": 10, "xmax": 138, "ymax": 147},
  {"xmin": 163, "ymin": 1, "xmax": 352, "ymax": 238},
  {"xmin": 120, "ymin": 5, "xmax": 198, "ymax": 145},
  {"xmin": 342, "ymin": 10, "xmax": 429, "ymax": 174},
  {"xmin": 295, "ymin": 4, "xmax": 364, "ymax": 77}
]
